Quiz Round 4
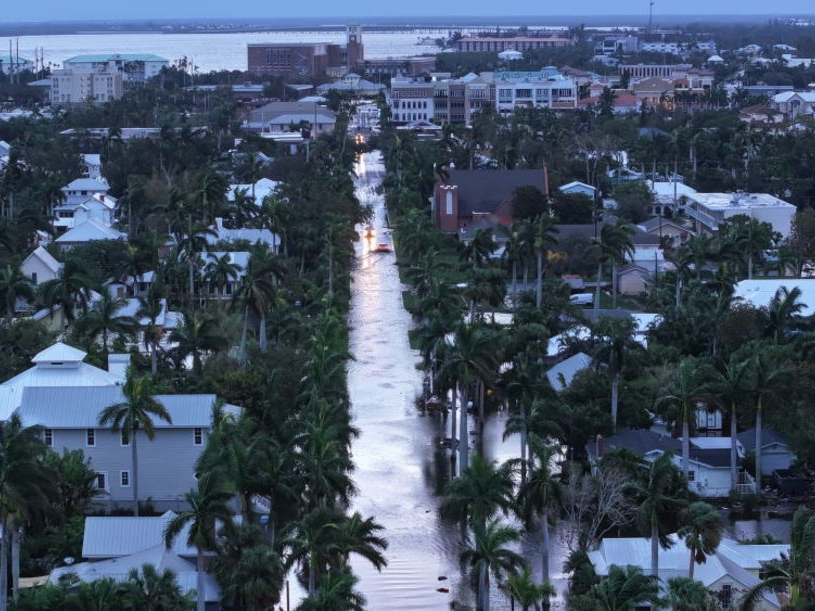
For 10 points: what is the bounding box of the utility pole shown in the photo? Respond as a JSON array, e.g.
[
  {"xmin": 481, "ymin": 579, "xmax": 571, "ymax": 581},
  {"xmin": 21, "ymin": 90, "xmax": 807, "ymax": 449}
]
[{"xmin": 647, "ymin": 1, "xmax": 655, "ymax": 41}]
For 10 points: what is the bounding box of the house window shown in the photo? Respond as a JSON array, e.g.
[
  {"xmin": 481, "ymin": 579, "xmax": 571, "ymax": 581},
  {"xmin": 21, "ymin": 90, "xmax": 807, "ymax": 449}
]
[
  {"xmin": 120, "ymin": 470, "xmax": 130, "ymax": 488},
  {"xmin": 193, "ymin": 428, "xmax": 203, "ymax": 446},
  {"xmin": 719, "ymin": 584, "xmax": 732, "ymax": 607},
  {"xmin": 95, "ymin": 472, "xmax": 107, "ymax": 491},
  {"xmin": 687, "ymin": 470, "xmax": 695, "ymax": 482},
  {"xmin": 44, "ymin": 429, "xmax": 53, "ymax": 447},
  {"xmin": 31, "ymin": 272, "xmax": 37, "ymax": 284},
  {"xmin": 86, "ymin": 429, "xmax": 96, "ymax": 447},
  {"xmin": 121, "ymin": 430, "xmax": 130, "ymax": 446}
]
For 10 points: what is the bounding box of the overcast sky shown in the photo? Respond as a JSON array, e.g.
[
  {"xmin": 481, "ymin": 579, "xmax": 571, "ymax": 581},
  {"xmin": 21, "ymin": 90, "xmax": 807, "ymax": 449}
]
[{"xmin": 5, "ymin": 1, "xmax": 814, "ymax": 21}]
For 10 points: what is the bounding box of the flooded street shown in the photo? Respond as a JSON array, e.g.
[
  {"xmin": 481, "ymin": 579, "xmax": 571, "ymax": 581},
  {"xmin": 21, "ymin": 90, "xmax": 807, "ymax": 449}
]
[{"xmin": 346, "ymin": 152, "xmax": 568, "ymax": 609}]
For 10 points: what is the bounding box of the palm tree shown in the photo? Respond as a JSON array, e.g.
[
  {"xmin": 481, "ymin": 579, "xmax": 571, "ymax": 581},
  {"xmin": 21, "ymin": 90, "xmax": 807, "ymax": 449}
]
[
  {"xmin": 123, "ymin": 564, "xmax": 195, "ymax": 611},
  {"xmin": 297, "ymin": 567, "xmax": 366, "ymax": 611},
  {"xmin": 677, "ymin": 501, "xmax": 722, "ymax": 580},
  {"xmin": 437, "ymin": 324, "xmax": 497, "ymax": 468},
  {"xmin": 531, "ymin": 214, "xmax": 558, "ymax": 308},
  {"xmin": 336, "ymin": 512, "xmax": 388, "ymax": 572},
  {"xmin": 593, "ymin": 221, "xmax": 635, "ymax": 314},
  {"xmin": 579, "ymin": 565, "xmax": 661, "ymax": 611},
  {"xmin": 766, "ymin": 286, "xmax": 805, "ymax": 344},
  {"xmin": 175, "ymin": 219, "xmax": 215, "ymax": 302},
  {"xmin": 729, "ymin": 217, "xmax": 773, "ymax": 279},
  {"xmin": 75, "ymin": 292, "xmax": 138, "ymax": 353},
  {"xmin": 169, "ymin": 312, "xmax": 228, "ymax": 373},
  {"xmin": 740, "ymin": 506, "xmax": 815, "ymax": 611},
  {"xmin": 655, "ymin": 356, "xmax": 707, "ymax": 479},
  {"xmin": 461, "ymin": 228, "xmax": 497, "ymax": 269},
  {"xmin": 749, "ymin": 351, "xmax": 793, "ymax": 493},
  {"xmin": 440, "ymin": 454, "xmax": 515, "ymax": 537},
  {"xmin": 164, "ymin": 472, "xmax": 234, "ymax": 611},
  {"xmin": 665, "ymin": 577, "xmax": 718, "ymax": 611},
  {"xmin": 99, "ymin": 371, "xmax": 172, "ymax": 516},
  {"xmin": 203, "ymin": 253, "xmax": 240, "ymax": 298},
  {"xmin": 591, "ymin": 318, "xmax": 639, "ymax": 431},
  {"xmin": 138, "ymin": 289, "xmax": 164, "ymax": 375},
  {"xmin": 630, "ymin": 452, "xmax": 688, "ymax": 577},
  {"xmin": 461, "ymin": 518, "xmax": 525, "ymax": 611},
  {"xmin": 503, "ymin": 226, "xmax": 525, "ymax": 306},
  {"xmin": 233, "ymin": 252, "xmax": 277, "ymax": 357},
  {"xmin": 282, "ymin": 506, "xmax": 342, "ymax": 596},
  {"xmin": 0, "ymin": 264, "xmax": 33, "ymax": 319},
  {"xmin": 705, "ymin": 355, "xmax": 753, "ymax": 491},
  {"xmin": 506, "ymin": 566, "xmax": 555, "ymax": 611},
  {"xmin": 516, "ymin": 435, "xmax": 561, "ymax": 586},
  {"xmin": 0, "ymin": 415, "xmax": 55, "ymax": 607},
  {"xmin": 41, "ymin": 258, "xmax": 95, "ymax": 328}
]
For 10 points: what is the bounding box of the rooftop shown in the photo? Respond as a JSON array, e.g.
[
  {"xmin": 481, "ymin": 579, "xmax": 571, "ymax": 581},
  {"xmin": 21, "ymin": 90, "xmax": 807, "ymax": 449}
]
[
  {"xmin": 688, "ymin": 192, "xmax": 796, "ymax": 210},
  {"xmin": 64, "ymin": 53, "xmax": 169, "ymax": 64},
  {"xmin": 734, "ymin": 279, "xmax": 815, "ymax": 317},
  {"xmin": 442, "ymin": 169, "xmax": 545, "ymax": 216},
  {"xmin": 55, "ymin": 219, "xmax": 127, "ymax": 244}
]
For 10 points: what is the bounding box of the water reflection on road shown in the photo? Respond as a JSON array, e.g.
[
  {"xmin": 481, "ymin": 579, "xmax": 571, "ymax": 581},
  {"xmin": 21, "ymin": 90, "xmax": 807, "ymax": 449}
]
[{"xmin": 347, "ymin": 152, "xmax": 567, "ymax": 610}]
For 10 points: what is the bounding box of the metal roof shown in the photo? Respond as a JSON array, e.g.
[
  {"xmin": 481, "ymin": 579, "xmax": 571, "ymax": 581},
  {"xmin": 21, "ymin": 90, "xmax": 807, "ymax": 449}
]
[
  {"xmin": 16, "ymin": 386, "xmax": 222, "ymax": 429},
  {"xmin": 55, "ymin": 219, "xmax": 127, "ymax": 243},
  {"xmin": 33, "ymin": 342, "xmax": 86, "ymax": 364},
  {"xmin": 738, "ymin": 426, "xmax": 791, "ymax": 452},
  {"xmin": 62, "ymin": 178, "xmax": 109, "ymax": 192},
  {"xmin": 64, "ymin": 53, "xmax": 169, "ymax": 64},
  {"xmin": 21, "ymin": 246, "xmax": 63, "ymax": 275},
  {"xmin": 546, "ymin": 352, "xmax": 592, "ymax": 392},
  {"xmin": 734, "ymin": 279, "xmax": 815, "ymax": 318}
]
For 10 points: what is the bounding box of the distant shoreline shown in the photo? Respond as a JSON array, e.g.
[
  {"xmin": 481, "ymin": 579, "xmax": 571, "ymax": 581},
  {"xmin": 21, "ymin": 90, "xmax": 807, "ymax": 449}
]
[{"xmin": 0, "ymin": 14, "xmax": 810, "ymax": 37}]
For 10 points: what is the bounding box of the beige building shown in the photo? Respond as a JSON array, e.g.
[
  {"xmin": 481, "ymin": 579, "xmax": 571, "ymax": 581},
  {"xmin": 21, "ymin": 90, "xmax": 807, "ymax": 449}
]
[{"xmin": 49, "ymin": 70, "xmax": 123, "ymax": 105}]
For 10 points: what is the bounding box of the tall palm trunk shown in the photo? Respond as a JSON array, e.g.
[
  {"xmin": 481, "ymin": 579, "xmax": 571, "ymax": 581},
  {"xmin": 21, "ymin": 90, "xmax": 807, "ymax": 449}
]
[
  {"xmin": 188, "ymin": 257, "xmax": 195, "ymax": 305},
  {"xmin": 541, "ymin": 509, "xmax": 551, "ymax": 585},
  {"xmin": 480, "ymin": 563, "xmax": 489, "ymax": 611},
  {"xmin": 594, "ymin": 261, "xmax": 603, "ymax": 316},
  {"xmin": 11, "ymin": 525, "xmax": 20, "ymax": 603},
  {"xmin": 450, "ymin": 386, "xmax": 458, "ymax": 468},
  {"xmin": 611, "ymin": 372, "xmax": 620, "ymax": 432},
  {"xmin": 536, "ymin": 249, "xmax": 543, "ymax": 308},
  {"xmin": 258, "ymin": 315, "xmax": 267, "ymax": 352},
  {"xmin": 650, "ymin": 516, "xmax": 659, "ymax": 577},
  {"xmin": 239, "ymin": 304, "xmax": 249, "ymax": 361},
  {"xmin": 523, "ymin": 262, "xmax": 529, "ymax": 293},
  {"xmin": 132, "ymin": 430, "xmax": 139, "ymax": 516},
  {"xmin": 151, "ymin": 344, "xmax": 158, "ymax": 375},
  {"xmin": 611, "ymin": 260, "xmax": 619, "ymax": 309},
  {"xmin": 682, "ymin": 415, "xmax": 690, "ymax": 481},
  {"xmin": 0, "ymin": 521, "xmax": 8, "ymax": 611},
  {"xmin": 196, "ymin": 547, "xmax": 206, "ymax": 611},
  {"xmin": 520, "ymin": 402, "xmax": 528, "ymax": 484},
  {"xmin": 308, "ymin": 552, "xmax": 316, "ymax": 595},
  {"xmin": 730, "ymin": 402, "xmax": 738, "ymax": 491},
  {"xmin": 459, "ymin": 386, "xmax": 469, "ymax": 469},
  {"xmin": 689, "ymin": 546, "xmax": 696, "ymax": 579},
  {"xmin": 511, "ymin": 261, "xmax": 517, "ymax": 307},
  {"xmin": 755, "ymin": 399, "xmax": 763, "ymax": 497}
]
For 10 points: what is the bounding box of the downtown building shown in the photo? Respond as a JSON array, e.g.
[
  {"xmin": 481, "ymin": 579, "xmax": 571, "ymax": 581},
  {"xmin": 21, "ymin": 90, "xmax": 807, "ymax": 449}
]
[{"xmin": 247, "ymin": 25, "xmax": 364, "ymax": 78}]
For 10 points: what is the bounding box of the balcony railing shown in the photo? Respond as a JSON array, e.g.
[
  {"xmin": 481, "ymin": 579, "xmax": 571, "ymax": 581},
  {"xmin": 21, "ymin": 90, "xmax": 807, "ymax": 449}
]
[{"xmin": 685, "ymin": 205, "xmax": 720, "ymax": 230}]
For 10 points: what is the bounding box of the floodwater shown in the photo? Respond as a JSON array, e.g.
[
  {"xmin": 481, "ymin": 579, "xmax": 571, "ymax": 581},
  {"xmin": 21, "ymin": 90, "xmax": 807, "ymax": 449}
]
[{"xmin": 346, "ymin": 151, "xmax": 570, "ymax": 610}]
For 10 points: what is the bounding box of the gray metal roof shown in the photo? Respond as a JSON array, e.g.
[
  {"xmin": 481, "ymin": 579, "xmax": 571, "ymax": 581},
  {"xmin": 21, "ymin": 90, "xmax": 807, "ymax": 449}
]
[
  {"xmin": 82, "ymin": 511, "xmax": 196, "ymax": 558},
  {"xmin": 738, "ymin": 427, "xmax": 790, "ymax": 451},
  {"xmin": 16, "ymin": 386, "xmax": 223, "ymax": 429},
  {"xmin": 546, "ymin": 352, "xmax": 592, "ymax": 392}
]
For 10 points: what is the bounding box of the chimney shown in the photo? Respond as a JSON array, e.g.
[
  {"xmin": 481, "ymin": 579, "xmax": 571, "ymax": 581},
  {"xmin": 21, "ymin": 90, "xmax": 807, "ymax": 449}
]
[
  {"xmin": 107, "ymin": 353, "xmax": 131, "ymax": 383},
  {"xmin": 595, "ymin": 434, "xmax": 604, "ymax": 458},
  {"xmin": 543, "ymin": 163, "xmax": 550, "ymax": 199}
]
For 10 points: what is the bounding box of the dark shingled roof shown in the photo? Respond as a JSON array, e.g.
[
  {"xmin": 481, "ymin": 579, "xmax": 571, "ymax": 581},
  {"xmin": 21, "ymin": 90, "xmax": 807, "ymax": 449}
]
[
  {"xmin": 738, "ymin": 427, "xmax": 790, "ymax": 452},
  {"xmin": 445, "ymin": 169, "xmax": 544, "ymax": 216}
]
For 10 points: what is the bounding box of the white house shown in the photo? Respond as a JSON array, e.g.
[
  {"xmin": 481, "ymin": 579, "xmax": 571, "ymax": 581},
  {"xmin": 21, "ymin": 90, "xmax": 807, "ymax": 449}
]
[
  {"xmin": 685, "ymin": 192, "xmax": 796, "ymax": 238},
  {"xmin": 60, "ymin": 177, "xmax": 110, "ymax": 207},
  {"xmin": 738, "ymin": 427, "xmax": 796, "ymax": 476},
  {"xmin": 226, "ymin": 177, "xmax": 280, "ymax": 205},
  {"xmin": 50, "ymin": 512, "xmax": 220, "ymax": 609},
  {"xmin": 734, "ymin": 279, "xmax": 815, "ymax": 317},
  {"xmin": 55, "ymin": 219, "xmax": 127, "ymax": 249},
  {"xmin": 0, "ymin": 343, "xmax": 122, "ymax": 421},
  {"xmin": 207, "ymin": 218, "xmax": 277, "ymax": 250},
  {"xmin": 20, "ymin": 246, "xmax": 62, "ymax": 287},
  {"xmin": 558, "ymin": 181, "xmax": 596, "ymax": 198},
  {"xmin": 546, "ymin": 352, "xmax": 592, "ymax": 392},
  {"xmin": 588, "ymin": 429, "xmax": 756, "ymax": 497},
  {"xmin": 55, "ymin": 193, "xmax": 117, "ymax": 230},
  {"xmin": 770, "ymin": 91, "xmax": 815, "ymax": 120},
  {"xmin": 62, "ymin": 54, "xmax": 169, "ymax": 85},
  {"xmin": 81, "ymin": 153, "xmax": 103, "ymax": 180},
  {"xmin": 588, "ymin": 534, "xmax": 787, "ymax": 610}
]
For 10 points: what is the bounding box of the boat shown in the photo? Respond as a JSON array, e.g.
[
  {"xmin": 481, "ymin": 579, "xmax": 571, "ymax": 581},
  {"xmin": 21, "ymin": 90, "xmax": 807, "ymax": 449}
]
[{"xmin": 374, "ymin": 242, "xmax": 392, "ymax": 253}]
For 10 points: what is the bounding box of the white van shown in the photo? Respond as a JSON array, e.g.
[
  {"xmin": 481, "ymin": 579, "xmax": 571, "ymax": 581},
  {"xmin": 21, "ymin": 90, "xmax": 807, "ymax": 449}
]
[{"xmin": 570, "ymin": 293, "xmax": 594, "ymax": 306}]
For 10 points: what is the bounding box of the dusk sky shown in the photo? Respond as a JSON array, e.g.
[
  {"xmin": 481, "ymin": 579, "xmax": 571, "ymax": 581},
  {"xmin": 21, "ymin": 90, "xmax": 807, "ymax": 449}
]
[{"xmin": 5, "ymin": 0, "xmax": 815, "ymax": 21}]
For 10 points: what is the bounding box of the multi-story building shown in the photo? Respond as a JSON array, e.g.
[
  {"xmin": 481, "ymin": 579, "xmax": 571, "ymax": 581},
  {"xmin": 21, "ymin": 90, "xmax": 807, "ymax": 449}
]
[
  {"xmin": 493, "ymin": 71, "xmax": 577, "ymax": 113},
  {"xmin": 0, "ymin": 54, "xmax": 34, "ymax": 75},
  {"xmin": 49, "ymin": 69, "xmax": 124, "ymax": 105},
  {"xmin": 248, "ymin": 25, "xmax": 364, "ymax": 77},
  {"xmin": 62, "ymin": 53, "xmax": 169, "ymax": 86},
  {"xmin": 389, "ymin": 77, "xmax": 435, "ymax": 124},
  {"xmin": 685, "ymin": 192, "xmax": 796, "ymax": 237},
  {"xmin": 640, "ymin": 41, "xmax": 682, "ymax": 55},
  {"xmin": 360, "ymin": 56, "xmax": 436, "ymax": 78},
  {"xmin": 594, "ymin": 35, "xmax": 639, "ymax": 56},
  {"xmin": 456, "ymin": 36, "xmax": 572, "ymax": 52}
]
